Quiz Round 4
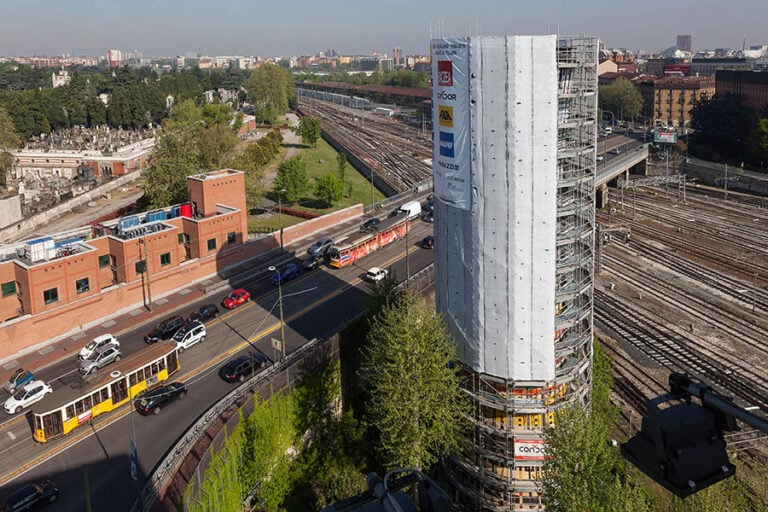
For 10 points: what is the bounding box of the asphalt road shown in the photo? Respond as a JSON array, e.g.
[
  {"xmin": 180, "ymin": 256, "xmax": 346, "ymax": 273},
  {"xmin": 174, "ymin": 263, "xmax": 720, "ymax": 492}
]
[{"xmin": 0, "ymin": 220, "xmax": 435, "ymax": 511}]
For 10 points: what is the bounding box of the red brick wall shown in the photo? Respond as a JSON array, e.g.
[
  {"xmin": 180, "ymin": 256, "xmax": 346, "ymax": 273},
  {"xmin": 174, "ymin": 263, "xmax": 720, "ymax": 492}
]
[{"xmin": 0, "ymin": 261, "xmax": 19, "ymax": 322}]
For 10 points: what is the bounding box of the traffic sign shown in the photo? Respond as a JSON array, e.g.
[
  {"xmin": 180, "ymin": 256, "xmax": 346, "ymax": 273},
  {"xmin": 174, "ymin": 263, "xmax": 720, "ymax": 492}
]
[{"xmin": 271, "ymin": 338, "xmax": 282, "ymax": 351}]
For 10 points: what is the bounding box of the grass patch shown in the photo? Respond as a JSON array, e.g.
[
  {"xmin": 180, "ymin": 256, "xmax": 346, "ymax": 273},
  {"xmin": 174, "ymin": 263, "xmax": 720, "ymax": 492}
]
[
  {"xmin": 288, "ymin": 138, "xmax": 386, "ymax": 212},
  {"xmin": 248, "ymin": 214, "xmax": 306, "ymax": 233}
]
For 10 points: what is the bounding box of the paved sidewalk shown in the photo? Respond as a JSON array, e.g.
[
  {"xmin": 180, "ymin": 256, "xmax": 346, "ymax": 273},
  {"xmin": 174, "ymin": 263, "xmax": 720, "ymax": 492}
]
[{"xmin": 0, "ymin": 214, "xmax": 366, "ymax": 382}]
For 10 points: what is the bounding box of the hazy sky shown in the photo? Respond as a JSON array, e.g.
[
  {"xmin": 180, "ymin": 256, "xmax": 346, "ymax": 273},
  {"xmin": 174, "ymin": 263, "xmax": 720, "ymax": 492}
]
[{"xmin": 1, "ymin": 0, "xmax": 764, "ymax": 57}]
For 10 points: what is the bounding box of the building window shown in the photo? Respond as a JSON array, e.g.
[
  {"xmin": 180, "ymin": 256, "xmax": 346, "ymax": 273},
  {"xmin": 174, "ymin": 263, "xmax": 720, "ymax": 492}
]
[
  {"xmin": 207, "ymin": 238, "xmax": 216, "ymax": 251},
  {"xmin": 227, "ymin": 232, "xmax": 237, "ymax": 244},
  {"xmin": 43, "ymin": 288, "xmax": 58, "ymax": 304},
  {"xmin": 99, "ymin": 254, "xmax": 110, "ymax": 268},
  {"xmin": 75, "ymin": 278, "xmax": 90, "ymax": 294},
  {"xmin": 178, "ymin": 233, "xmax": 184, "ymax": 244},
  {"xmin": 160, "ymin": 252, "xmax": 171, "ymax": 266},
  {"xmin": 1, "ymin": 281, "xmax": 15, "ymax": 297},
  {"xmin": 135, "ymin": 260, "xmax": 147, "ymax": 274}
]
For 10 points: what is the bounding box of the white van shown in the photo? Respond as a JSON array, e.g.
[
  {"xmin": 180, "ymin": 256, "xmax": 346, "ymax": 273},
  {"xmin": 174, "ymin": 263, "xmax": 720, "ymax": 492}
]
[
  {"xmin": 173, "ymin": 321, "xmax": 207, "ymax": 352},
  {"xmin": 397, "ymin": 200, "xmax": 422, "ymax": 220}
]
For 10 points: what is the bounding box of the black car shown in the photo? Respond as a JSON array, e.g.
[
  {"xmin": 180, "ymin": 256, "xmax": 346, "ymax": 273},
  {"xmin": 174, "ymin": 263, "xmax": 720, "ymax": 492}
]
[
  {"xmin": 189, "ymin": 303, "xmax": 219, "ymax": 323},
  {"xmin": 359, "ymin": 217, "xmax": 381, "ymax": 232},
  {"xmin": 422, "ymin": 211, "xmax": 434, "ymax": 223},
  {"xmin": 134, "ymin": 382, "xmax": 188, "ymax": 415},
  {"xmin": 421, "ymin": 235, "xmax": 434, "ymax": 249},
  {"xmin": 303, "ymin": 254, "xmax": 323, "ymax": 271},
  {"xmin": 144, "ymin": 315, "xmax": 185, "ymax": 344},
  {"xmin": 219, "ymin": 353, "xmax": 269, "ymax": 383},
  {"xmin": 2, "ymin": 480, "xmax": 59, "ymax": 511}
]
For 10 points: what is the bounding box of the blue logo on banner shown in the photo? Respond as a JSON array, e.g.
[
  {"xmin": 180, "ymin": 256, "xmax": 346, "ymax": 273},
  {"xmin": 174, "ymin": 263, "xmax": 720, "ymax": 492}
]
[{"xmin": 439, "ymin": 131, "xmax": 454, "ymax": 158}]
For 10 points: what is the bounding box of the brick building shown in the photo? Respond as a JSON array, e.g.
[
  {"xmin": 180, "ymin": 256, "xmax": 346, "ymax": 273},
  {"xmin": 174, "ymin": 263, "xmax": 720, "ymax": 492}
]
[
  {"xmin": 638, "ymin": 76, "xmax": 715, "ymax": 128},
  {"xmin": 0, "ymin": 169, "xmax": 365, "ymax": 360},
  {"xmin": 716, "ymin": 70, "xmax": 768, "ymax": 113}
]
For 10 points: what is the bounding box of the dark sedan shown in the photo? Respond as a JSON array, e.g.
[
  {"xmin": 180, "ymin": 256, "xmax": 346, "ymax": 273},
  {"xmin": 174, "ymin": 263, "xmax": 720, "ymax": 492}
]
[
  {"xmin": 134, "ymin": 382, "xmax": 188, "ymax": 415},
  {"xmin": 144, "ymin": 315, "xmax": 185, "ymax": 344},
  {"xmin": 360, "ymin": 217, "xmax": 381, "ymax": 232}
]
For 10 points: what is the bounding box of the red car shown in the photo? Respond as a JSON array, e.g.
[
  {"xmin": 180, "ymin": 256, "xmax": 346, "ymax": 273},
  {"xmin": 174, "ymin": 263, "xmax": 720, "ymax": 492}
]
[{"xmin": 222, "ymin": 288, "xmax": 251, "ymax": 309}]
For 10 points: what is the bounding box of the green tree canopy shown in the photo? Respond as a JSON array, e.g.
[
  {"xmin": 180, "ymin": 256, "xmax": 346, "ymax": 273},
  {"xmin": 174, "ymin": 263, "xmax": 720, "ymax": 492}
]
[
  {"xmin": 315, "ymin": 173, "xmax": 345, "ymax": 207},
  {"xmin": 275, "ymin": 155, "xmax": 309, "ymax": 203},
  {"xmin": 747, "ymin": 118, "xmax": 768, "ymax": 171},
  {"xmin": 140, "ymin": 101, "xmax": 240, "ymax": 209},
  {"xmin": 296, "ymin": 115, "xmax": 321, "ymax": 147},
  {"xmin": 541, "ymin": 342, "xmax": 651, "ymax": 512},
  {"xmin": 0, "ymin": 105, "xmax": 21, "ymax": 188},
  {"xmin": 362, "ymin": 292, "xmax": 469, "ymax": 471},
  {"xmin": 690, "ymin": 93, "xmax": 756, "ymax": 163},
  {"xmin": 247, "ymin": 63, "xmax": 293, "ymax": 125},
  {"xmin": 336, "ymin": 152, "xmax": 348, "ymax": 181},
  {"xmin": 599, "ymin": 77, "xmax": 644, "ymax": 122}
]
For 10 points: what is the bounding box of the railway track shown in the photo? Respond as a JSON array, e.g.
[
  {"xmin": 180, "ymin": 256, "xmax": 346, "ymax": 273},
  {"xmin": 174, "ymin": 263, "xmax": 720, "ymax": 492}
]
[{"xmin": 595, "ymin": 289, "xmax": 768, "ymax": 413}]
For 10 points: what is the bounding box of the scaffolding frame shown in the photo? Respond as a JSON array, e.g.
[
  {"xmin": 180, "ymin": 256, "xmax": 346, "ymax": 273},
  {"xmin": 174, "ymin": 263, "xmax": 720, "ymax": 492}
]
[{"xmin": 448, "ymin": 36, "xmax": 598, "ymax": 512}]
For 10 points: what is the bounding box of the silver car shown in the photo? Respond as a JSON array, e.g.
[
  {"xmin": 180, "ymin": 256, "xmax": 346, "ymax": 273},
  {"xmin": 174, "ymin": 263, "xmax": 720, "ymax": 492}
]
[{"xmin": 79, "ymin": 344, "xmax": 122, "ymax": 376}]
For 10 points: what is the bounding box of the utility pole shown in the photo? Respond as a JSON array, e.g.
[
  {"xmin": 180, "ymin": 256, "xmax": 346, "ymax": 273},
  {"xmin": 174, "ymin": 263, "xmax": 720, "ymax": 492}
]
[
  {"xmin": 269, "ymin": 266, "xmax": 286, "ymax": 361},
  {"xmin": 277, "ymin": 188, "xmax": 286, "ymax": 250}
]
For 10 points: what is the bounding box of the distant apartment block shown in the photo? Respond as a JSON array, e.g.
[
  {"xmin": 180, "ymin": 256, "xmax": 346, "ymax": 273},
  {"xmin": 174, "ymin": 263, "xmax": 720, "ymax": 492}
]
[
  {"xmin": 691, "ymin": 57, "xmax": 750, "ymax": 77},
  {"xmin": 638, "ymin": 76, "xmax": 715, "ymax": 128},
  {"xmin": 677, "ymin": 34, "xmax": 692, "ymax": 52},
  {"xmin": 716, "ymin": 70, "xmax": 768, "ymax": 112},
  {"xmin": 107, "ymin": 49, "xmax": 123, "ymax": 68}
]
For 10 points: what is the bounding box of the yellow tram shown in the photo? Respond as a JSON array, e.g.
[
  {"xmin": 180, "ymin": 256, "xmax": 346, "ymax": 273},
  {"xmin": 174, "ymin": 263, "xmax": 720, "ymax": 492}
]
[{"xmin": 32, "ymin": 343, "xmax": 180, "ymax": 443}]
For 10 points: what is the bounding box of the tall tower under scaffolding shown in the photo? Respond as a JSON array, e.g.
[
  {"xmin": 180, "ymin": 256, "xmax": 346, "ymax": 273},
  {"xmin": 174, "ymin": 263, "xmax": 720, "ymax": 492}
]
[{"xmin": 430, "ymin": 35, "xmax": 598, "ymax": 510}]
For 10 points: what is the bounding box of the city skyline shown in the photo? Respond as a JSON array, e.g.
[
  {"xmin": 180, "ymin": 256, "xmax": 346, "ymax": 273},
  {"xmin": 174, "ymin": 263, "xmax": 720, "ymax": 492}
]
[{"xmin": 1, "ymin": 0, "xmax": 765, "ymax": 58}]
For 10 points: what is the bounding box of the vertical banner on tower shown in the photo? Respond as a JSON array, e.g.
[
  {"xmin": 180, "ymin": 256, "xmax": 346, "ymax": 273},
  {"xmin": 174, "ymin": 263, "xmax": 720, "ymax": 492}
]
[{"xmin": 431, "ymin": 38, "xmax": 470, "ymax": 210}]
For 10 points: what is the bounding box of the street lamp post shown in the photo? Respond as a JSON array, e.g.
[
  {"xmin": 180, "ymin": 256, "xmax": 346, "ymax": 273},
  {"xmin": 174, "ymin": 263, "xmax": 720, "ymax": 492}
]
[
  {"xmin": 268, "ymin": 266, "xmax": 286, "ymax": 361},
  {"xmin": 277, "ymin": 189, "xmax": 286, "ymax": 250}
]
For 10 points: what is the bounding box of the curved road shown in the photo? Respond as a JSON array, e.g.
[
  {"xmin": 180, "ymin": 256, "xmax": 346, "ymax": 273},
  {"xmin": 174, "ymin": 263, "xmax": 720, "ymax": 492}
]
[{"xmin": 0, "ymin": 220, "xmax": 435, "ymax": 510}]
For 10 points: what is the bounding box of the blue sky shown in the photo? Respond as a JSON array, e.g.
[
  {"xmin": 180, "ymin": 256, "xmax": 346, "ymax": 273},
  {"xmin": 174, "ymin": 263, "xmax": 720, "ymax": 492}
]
[{"xmin": 1, "ymin": 0, "xmax": 764, "ymax": 57}]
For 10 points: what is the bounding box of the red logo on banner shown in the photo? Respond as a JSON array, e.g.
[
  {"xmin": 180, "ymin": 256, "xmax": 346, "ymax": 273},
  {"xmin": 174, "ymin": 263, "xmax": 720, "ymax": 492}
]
[{"xmin": 437, "ymin": 61, "xmax": 453, "ymax": 86}]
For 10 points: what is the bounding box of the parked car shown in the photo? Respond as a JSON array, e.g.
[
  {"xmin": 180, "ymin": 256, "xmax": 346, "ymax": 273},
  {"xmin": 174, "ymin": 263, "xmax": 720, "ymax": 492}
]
[
  {"xmin": 366, "ymin": 267, "xmax": 389, "ymax": 282},
  {"xmin": 219, "ymin": 353, "xmax": 269, "ymax": 383},
  {"xmin": 307, "ymin": 237, "xmax": 334, "ymax": 256},
  {"xmin": 222, "ymin": 288, "xmax": 251, "ymax": 309},
  {"xmin": 172, "ymin": 321, "xmax": 206, "ymax": 352},
  {"xmin": 4, "ymin": 380, "xmax": 52, "ymax": 414},
  {"xmin": 271, "ymin": 263, "xmax": 300, "ymax": 285},
  {"xmin": 1, "ymin": 480, "xmax": 59, "ymax": 511},
  {"xmin": 360, "ymin": 217, "xmax": 381, "ymax": 232},
  {"xmin": 144, "ymin": 315, "xmax": 185, "ymax": 344},
  {"xmin": 189, "ymin": 303, "xmax": 220, "ymax": 323},
  {"xmin": 4, "ymin": 368, "xmax": 34, "ymax": 394},
  {"xmin": 134, "ymin": 382, "xmax": 188, "ymax": 415},
  {"xmin": 596, "ymin": 155, "xmax": 604, "ymax": 162},
  {"xmin": 78, "ymin": 334, "xmax": 119, "ymax": 361},
  {"xmin": 424, "ymin": 194, "xmax": 435, "ymax": 212},
  {"xmin": 422, "ymin": 211, "xmax": 434, "ymax": 223},
  {"xmin": 79, "ymin": 344, "xmax": 122, "ymax": 376},
  {"xmin": 421, "ymin": 235, "xmax": 435, "ymax": 249},
  {"xmin": 303, "ymin": 254, "xmax": 323, "ymax": 271}
]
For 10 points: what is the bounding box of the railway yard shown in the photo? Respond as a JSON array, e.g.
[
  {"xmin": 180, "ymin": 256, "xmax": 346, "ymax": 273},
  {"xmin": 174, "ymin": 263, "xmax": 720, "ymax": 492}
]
[{"xmin": 299, "ymin": 95, "xmax": 768, "ymax": 453}]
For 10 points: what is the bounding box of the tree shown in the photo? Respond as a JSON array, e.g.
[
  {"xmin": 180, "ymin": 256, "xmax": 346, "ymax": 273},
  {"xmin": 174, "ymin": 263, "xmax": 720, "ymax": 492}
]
[
  {"xmin": 247, "ymin": 63, "xmax": 293, "ymax": 125},
  {"xmin": 275, "ymin": 155, "xmax": 309, "ymax": 203},
  {"xmin": 0, "ymin": 106, "xmax": 21, "ymax": 188},
  {"xmin": 315, "ymin": 173, "xmax": 344, "ymax": 207},
  {"xmin": 141, "ymin": 101, "xmax": 240, "ymax": 209},
  {"xmin": 336, "ymin": 152, "xmax": 348, "ymax": 181},
  {"xmin": 747, "ymin": 118, "xmax": 768, "ymax": 172},
  {"xmin": 541, "ymin": 342, "xmax": 651, "ymax": 512},
  {"xmin": 599, "ymin": 77, "xmax": 643, "ymax": 122},
  {"xmin": 690, "ymin": 93, "xmax": 755, "ymax": 163},
  {"xmin": 362, "ymin": 292, "xmax": 469, "ymax": 471},
  {"xmin": 296, "ymin": 116, "xmax": 321, "ymax": 147}
]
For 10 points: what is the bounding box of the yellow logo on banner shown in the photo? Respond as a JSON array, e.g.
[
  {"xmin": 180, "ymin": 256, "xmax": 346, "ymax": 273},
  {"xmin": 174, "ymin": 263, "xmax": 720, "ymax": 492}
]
[{"xmin": 438, "ymin": 105, "xmax": 454, "ymax": 127}]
